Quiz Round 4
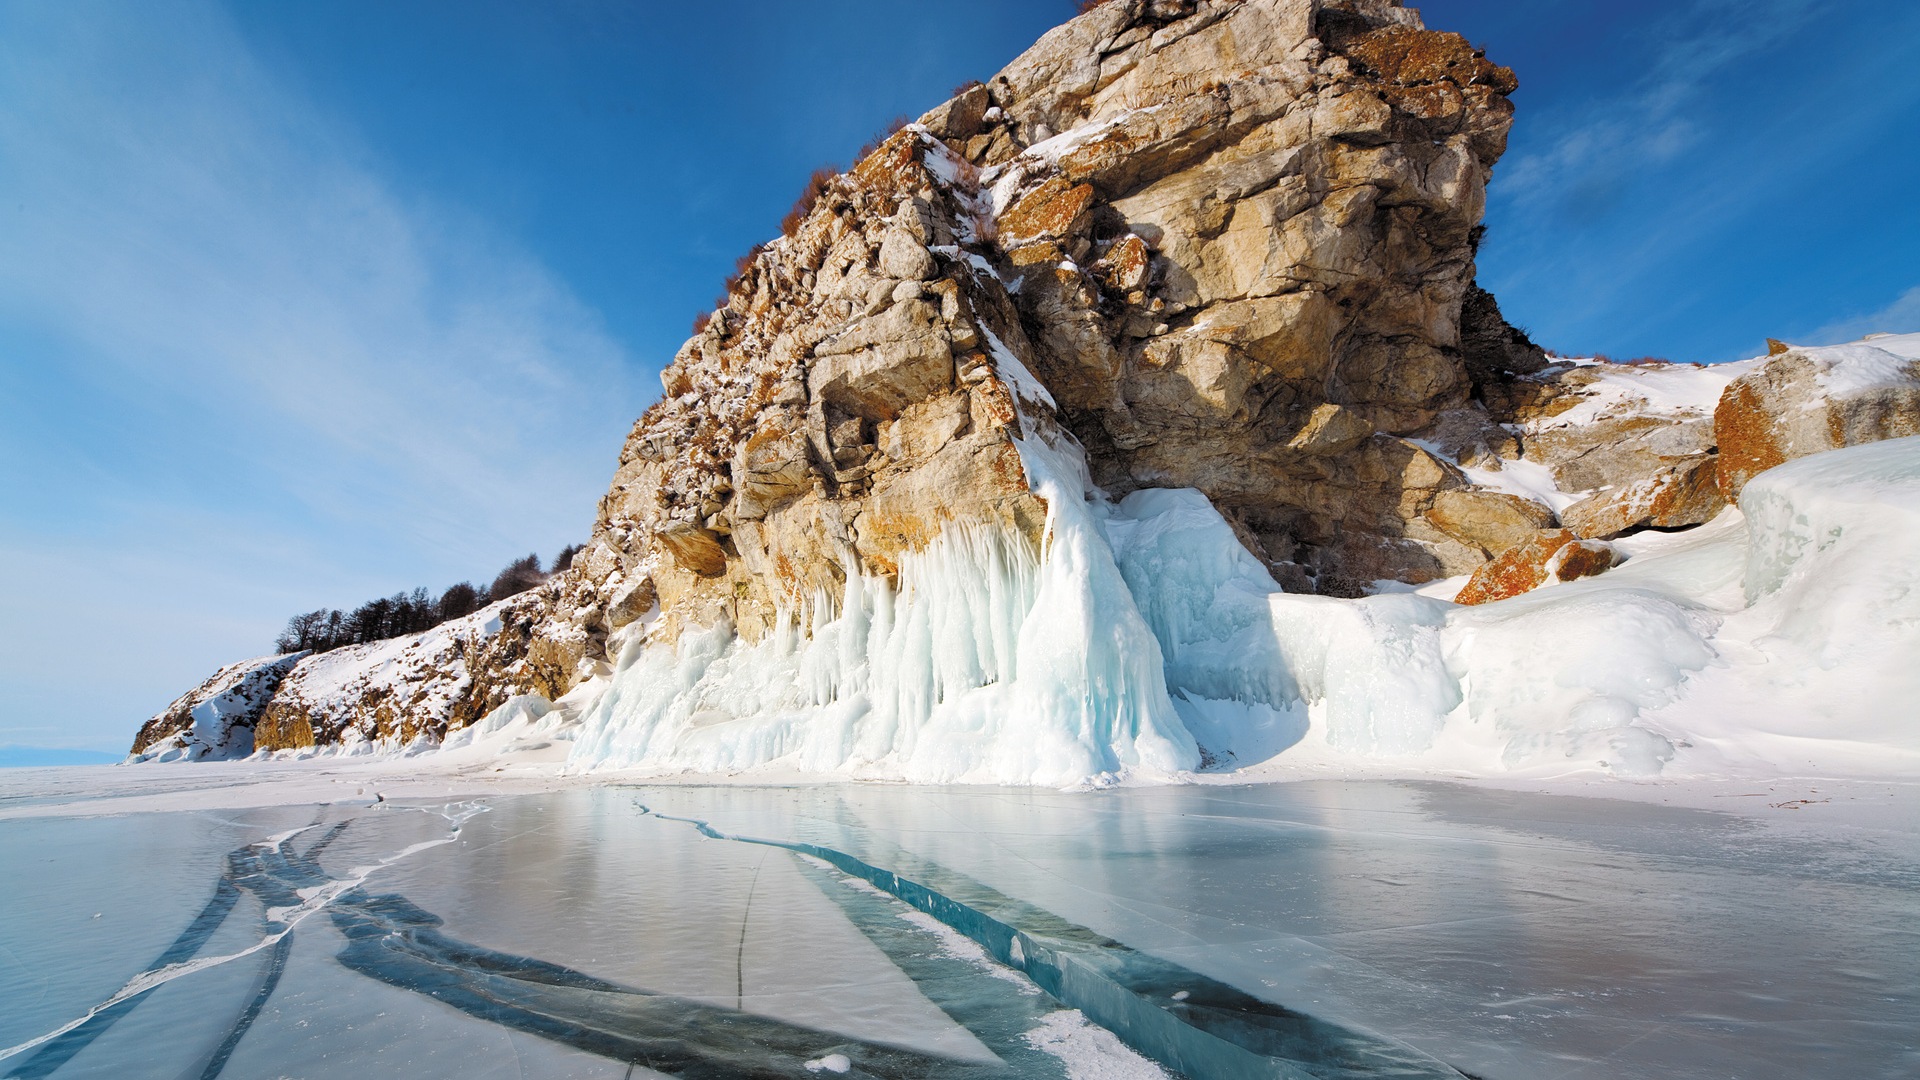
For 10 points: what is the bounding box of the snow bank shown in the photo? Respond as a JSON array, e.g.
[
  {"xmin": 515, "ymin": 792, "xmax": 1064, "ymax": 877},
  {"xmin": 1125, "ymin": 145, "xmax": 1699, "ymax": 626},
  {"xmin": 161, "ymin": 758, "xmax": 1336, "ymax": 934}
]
[
  {"xmin": 130, "ymin": 652, "xmax": 306, "ymax": 762},
  {"xmin": 564, "ymin": 431, "xmax": 1920, "ymax": 784},
  {"xmin": 1645, "ymin": 435, "xmax": 1920, "ymax": 774},
  {"xmin": 1795, "ymin": 332, "xmax": 1920, "ymax": 396}
]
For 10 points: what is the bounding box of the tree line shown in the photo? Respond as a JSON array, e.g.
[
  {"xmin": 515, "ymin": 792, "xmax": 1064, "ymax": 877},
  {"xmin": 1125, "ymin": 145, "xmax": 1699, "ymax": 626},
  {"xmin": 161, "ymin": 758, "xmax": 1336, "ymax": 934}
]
[{"xmin": 274, "ymin": 545, "xmax": 581, "ymax": 655}]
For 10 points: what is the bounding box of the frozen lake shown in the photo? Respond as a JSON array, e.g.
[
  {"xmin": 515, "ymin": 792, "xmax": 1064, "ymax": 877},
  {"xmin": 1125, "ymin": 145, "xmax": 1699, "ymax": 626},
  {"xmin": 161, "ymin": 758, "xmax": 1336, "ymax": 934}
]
[{"xmin": 1, "ymin": 778, "xmax": 1914, "ymax": 1079}]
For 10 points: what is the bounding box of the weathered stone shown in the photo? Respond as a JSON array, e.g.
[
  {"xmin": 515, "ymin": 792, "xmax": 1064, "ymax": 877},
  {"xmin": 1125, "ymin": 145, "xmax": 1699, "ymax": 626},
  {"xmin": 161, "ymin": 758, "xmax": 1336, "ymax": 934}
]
[
  {"xmin": 1454, "ymin": 529, "xmax": 1617, "ymax": 606},
  {"xmin": 1527, "ymin": 414, "xmax": 1717, "ymax": 494},
  {"xmin": 1714, "ymin": 347, "xmax": 1920, "ymax": 498},
  {"xmin": 1559, "ymin": 455, "xmax": 1725, "ymax": 539},
  {"xmin": 1424, "ymin": 490, "xmax": 1557, "ymax": 556},
  {"xmin": 999, "ymin": 177, "xmax": 1097, "ymax": 244},
  {"xmin": 1287, "ymin": 403, "xmax": 1373, "ymax": 456},
  {"xmin": 878, "ymin": 228, "xmax": 938, "ymax": 281},
  {"xmin": 918, "ymin": 82, "xmax": 991, "ymax": 141},
  {"xmin": 604, "ymin": 577, "xmax": 657, "ymax": 630},
  {"xmin": 657, "ymin": 524, "xmax": 729, "ymax": 578},
  {"xmin": 809, "ymin": 299, "xmax": 954, "ymax": 420}
]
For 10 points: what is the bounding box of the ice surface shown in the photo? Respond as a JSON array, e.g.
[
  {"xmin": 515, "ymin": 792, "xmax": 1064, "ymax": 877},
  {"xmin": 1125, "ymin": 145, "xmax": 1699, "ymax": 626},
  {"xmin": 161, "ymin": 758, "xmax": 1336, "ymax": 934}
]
[
  {"xmin": 631, "ymin": 782, "xmax": 1920, "ymax": 1080},
  {"xmin": 3, "ymin": 765, "xmax": 1914, "ymax": 1079}
]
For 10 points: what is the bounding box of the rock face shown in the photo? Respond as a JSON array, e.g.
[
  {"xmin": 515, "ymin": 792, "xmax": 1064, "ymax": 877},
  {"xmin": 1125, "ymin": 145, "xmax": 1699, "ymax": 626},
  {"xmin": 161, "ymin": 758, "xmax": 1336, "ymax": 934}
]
[
  {"xmin": 1453, "ymin": 529, "xmax": 1617, "ymax": 607},
  {"xmin": 568, "ymin": 0, "xmax": 1532, "ymax": 656},
  {"xmin": 130, "ymin": 653, "xmax": 306, "ymax": 761},
  {"xmin": 971, "ymin": 0, "xmax": 1530, "ymax": 592}
]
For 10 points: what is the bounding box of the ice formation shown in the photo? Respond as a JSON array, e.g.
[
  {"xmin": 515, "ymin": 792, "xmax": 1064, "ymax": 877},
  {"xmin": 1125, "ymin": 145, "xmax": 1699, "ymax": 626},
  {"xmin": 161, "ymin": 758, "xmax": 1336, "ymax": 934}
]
[
  {"xmin": 568, "ymin": 430, "xmax": 1920, "ymax": 784},
  {"xmin": 571, "ymin": 426, "xmax": 1198, "ymax": 786}
]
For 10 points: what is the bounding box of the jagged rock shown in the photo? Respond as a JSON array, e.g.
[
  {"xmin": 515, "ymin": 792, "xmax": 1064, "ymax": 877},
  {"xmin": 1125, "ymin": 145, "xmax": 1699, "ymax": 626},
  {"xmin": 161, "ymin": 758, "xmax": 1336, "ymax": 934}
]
[
  {"xmin": 130, "ymin": 652, "xmax": 306, "ymax": 761},
  {"xmin": 1454, "ymin": 529, "xmax": 1619, "ymax": 606},
  {"xmin": 1459, "ymin": 283, "xmax": 1548, "ymax": 388},
  {"xmin": 919, "ymin": 81, "xmax": 991, "ymax": 142},
  {"xmin": 953, "ymin": 0, "xmax": 1530, "ymax": 583},
  {"xmin": 1714, "ymin": 342, "xmax": 1920, "ymax": 498},
  {"xmin": 1560, "ymin": 456, "xmax": 1724, "ymax": 539}
]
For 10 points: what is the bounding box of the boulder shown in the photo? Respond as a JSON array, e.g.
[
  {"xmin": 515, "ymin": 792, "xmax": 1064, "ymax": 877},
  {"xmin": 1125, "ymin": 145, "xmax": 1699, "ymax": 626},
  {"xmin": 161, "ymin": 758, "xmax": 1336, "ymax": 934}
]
[
  {"xmin": 1560, "ymin": 455, "xmax": 1724, "ymax": 539},
  {"xmin": 1424, "ymin": 490, "xmax": 1558, "ymax": 556},
  {"xmin": 1454, "ymin": 529, "xmax": 1619, "ymax": 606},
  {"xmin": 1714, "ymin": 342, "xmax": 1920, "ymax": 498}
]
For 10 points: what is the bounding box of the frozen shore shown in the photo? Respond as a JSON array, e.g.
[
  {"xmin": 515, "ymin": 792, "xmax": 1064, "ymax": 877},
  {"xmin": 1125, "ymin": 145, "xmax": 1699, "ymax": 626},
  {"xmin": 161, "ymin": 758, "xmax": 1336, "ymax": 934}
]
[{"xmin": 2, "ymin": 765, "xmax": 1913, "ymax": 1080}]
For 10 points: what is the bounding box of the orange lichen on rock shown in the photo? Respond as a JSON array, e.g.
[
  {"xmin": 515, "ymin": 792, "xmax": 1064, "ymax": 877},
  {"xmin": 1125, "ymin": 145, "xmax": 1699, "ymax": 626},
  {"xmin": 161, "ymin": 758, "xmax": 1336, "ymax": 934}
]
[
  {"xmin": 998, "ymin": 177, "xmax": 1096, "ymax": 243},
  {"xmin": 1454, "ymin": 528, "xmax": 1618, "ymax": 606},
  {"xmin": 1713, "ymin": 380, "xmax": 1789, "ymax": 499}
]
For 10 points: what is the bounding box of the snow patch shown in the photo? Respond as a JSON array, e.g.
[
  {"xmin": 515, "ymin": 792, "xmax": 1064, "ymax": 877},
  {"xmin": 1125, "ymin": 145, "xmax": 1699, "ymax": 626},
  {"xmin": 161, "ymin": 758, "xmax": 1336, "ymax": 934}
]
[{"xmin": 1023, "ymin": 1010, "xmax": 1171, "ymax": 1080}]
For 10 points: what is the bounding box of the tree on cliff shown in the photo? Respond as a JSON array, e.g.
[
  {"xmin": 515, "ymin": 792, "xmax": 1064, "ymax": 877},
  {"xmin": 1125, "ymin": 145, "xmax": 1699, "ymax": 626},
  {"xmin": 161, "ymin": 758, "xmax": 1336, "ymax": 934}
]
[
  {"xmin": 272, "ymin": 547, "xmax": 578, "ymax": 654},
  {"xmin": 488, "ymin": 554, "xmax": 545, "ymax": 599}
]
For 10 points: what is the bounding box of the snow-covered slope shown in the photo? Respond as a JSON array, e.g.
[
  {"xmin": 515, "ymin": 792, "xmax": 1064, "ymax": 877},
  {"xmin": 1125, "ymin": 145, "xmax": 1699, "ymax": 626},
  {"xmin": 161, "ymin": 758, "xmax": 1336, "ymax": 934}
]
[
  {"xmin": 251, "ymin": 592, "xmax": 561, "ymax": 755},
  {"xmin": 130, "ymin": 652, "xmax": 306, "ymax": 761}
]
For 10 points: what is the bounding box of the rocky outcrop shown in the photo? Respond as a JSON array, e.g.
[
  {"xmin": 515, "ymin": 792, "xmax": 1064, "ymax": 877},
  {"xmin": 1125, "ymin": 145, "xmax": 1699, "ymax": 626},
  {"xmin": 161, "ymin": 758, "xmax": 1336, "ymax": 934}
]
[
  {"xmin": 1714, "ymin": 338, "xmax": 1920, "ymax": 498},
  {"xmin": 141, "ymin": 3, "xmax": 1920, "ymax": 760},
  {"xmin": 130, "ymin": 652, "xmax": 306, "ymax": 761},
  {"xmin": 564, "ymin": 0, "xmax": 1536, "ymax": 650},
  {"xmin": 129, "ymin": 0, "xmax": 1565, "ymax": 753}
]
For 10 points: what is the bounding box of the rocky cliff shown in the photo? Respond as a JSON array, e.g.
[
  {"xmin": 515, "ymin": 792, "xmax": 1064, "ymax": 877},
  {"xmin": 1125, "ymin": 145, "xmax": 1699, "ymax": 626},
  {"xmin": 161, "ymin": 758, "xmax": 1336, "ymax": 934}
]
[{"xmin": 133, "ymin": 0, "xmax": 1920, "ymax": 777}]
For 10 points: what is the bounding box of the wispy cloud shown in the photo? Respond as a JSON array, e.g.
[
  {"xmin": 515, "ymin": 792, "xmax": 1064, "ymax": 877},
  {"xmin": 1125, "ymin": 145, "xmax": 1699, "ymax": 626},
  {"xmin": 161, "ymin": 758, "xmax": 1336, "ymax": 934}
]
[
  {"xmin": 1802, "ymin": 286, "xmax": 1920, "ymax": 346},
  {"xmin": 0, "ymin": 1, "xmax": 646, "ymax": 745},
  {"xmin": 1498, "ymin": 0, "xmax": 1825, "ymax": 210}
]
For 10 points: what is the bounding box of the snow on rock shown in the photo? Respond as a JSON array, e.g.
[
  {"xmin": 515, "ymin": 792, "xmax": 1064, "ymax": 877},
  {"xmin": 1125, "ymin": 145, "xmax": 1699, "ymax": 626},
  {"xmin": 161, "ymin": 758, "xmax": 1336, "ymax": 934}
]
[
  {"xmin": 1713, "ymin": 335, "xmax": 1920, "ymax": 497},
  {"xmin": 129, "ymin": 652, "xmax": 307, "ymax": 762},
  {"xmin": 569, "ymin": 426, "xmax": 1197, "ymax": 787},
  {"xmin": 253, "ymin": 593, "xmax": 559, "ymax": 755},
  {"xmin": 1452, "ymin": 529, "xmax": 1619, "ymax": 606},
  {"xmin": 1486, "ymin": 358, "xmax": 1749, "ymax": 543}
]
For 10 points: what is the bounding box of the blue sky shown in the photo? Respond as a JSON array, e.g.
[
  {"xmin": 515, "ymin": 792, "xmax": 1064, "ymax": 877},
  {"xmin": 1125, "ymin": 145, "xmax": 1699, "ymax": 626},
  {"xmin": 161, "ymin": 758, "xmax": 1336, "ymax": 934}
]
[{"xmin": 1, "ymin": 0, "xmax": 1915, "ymax": 754}]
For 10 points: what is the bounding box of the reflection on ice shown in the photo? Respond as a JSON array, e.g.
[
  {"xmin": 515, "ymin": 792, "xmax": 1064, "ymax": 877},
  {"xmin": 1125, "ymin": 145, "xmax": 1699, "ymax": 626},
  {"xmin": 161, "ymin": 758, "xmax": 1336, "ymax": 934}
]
[{"xmin": 1, "ymin": 781, "xmax": 1913, "ymax": 1079}]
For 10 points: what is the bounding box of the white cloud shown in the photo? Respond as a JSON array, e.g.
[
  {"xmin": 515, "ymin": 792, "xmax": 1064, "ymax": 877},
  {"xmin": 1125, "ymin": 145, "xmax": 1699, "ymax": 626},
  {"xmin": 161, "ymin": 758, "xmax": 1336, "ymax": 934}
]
[
  {"xmin": 0, "ymin": 2, "xmax": 647, "ymax": 747},
  {"xmin": 1802, "ymin": 286, "xmax": 1920, "ymax": 347}
]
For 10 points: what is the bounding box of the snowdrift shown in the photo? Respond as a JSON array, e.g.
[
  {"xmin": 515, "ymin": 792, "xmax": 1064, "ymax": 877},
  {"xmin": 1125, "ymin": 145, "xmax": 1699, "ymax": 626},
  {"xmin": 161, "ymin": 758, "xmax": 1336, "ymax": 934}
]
[{"xmin": 562, "ymin": 430, "xmax": 1920, "ymax": 785}]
